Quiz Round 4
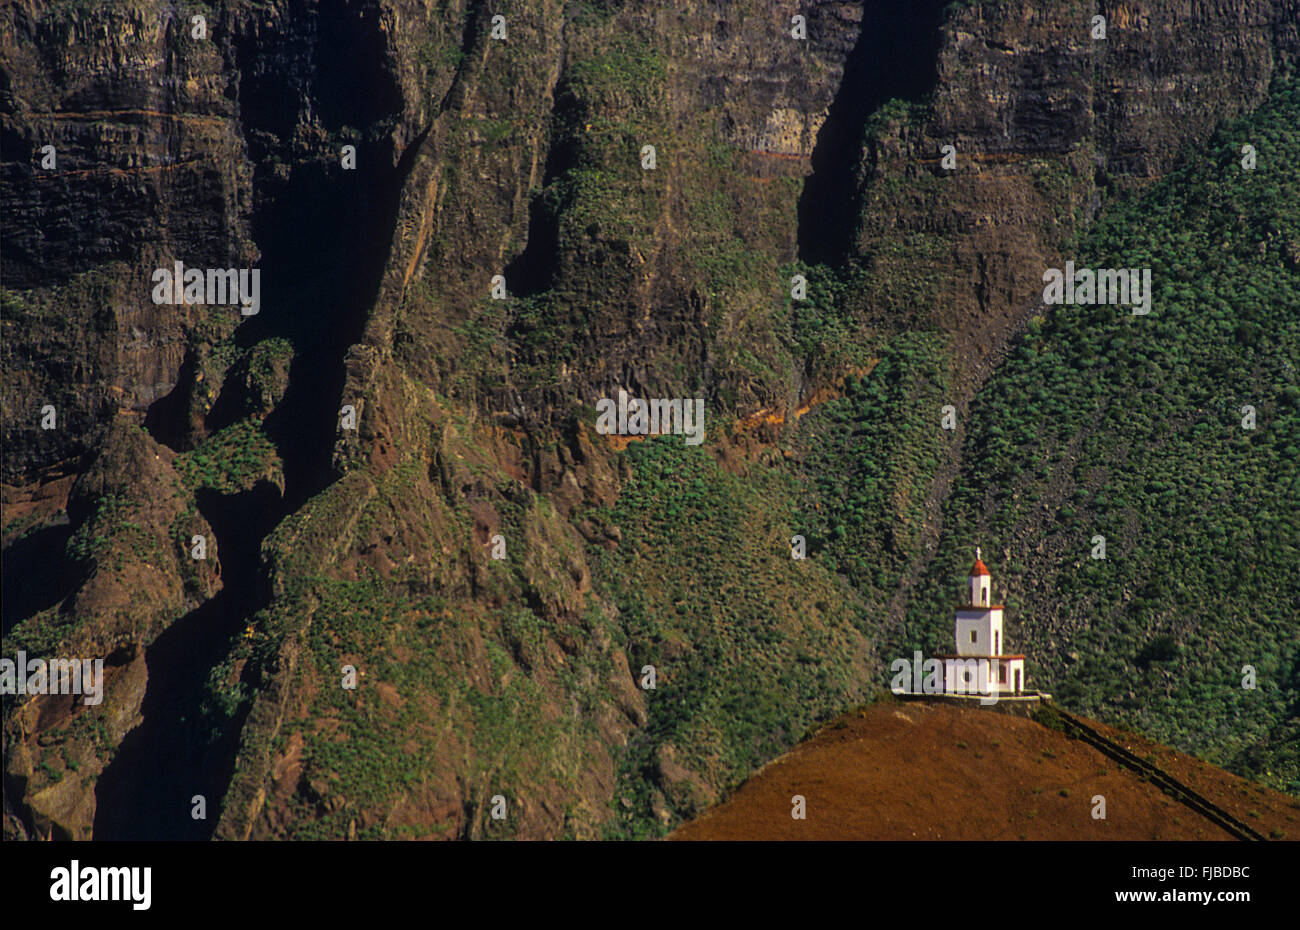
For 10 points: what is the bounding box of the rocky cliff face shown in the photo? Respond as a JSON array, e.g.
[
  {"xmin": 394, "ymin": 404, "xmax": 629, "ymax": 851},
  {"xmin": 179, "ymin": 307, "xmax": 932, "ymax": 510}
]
[
  {"xmin": 848, "ymin": 0, "xmax": 1299, "ymax": 367},
  {"xmin": 3, "ymin": 0, "xmax": 1296, "ymax": 840}
]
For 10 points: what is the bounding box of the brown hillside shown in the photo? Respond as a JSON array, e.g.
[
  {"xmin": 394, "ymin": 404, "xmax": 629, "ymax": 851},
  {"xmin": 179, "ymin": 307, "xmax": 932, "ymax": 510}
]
[{"xmin": 672, "ymin": 701, "xmax": 1300, "ymax": 841}]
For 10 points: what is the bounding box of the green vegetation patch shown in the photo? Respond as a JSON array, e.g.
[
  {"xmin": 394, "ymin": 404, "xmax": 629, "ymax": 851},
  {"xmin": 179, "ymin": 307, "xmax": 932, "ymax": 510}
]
[
  {"xmin": 797, "ymin": 331, "xmax": 953, "ymax": 595},
  {"xmin": 588, "ymin": 437, "xmax": 869, "ymax": 836},
  {"xmin": 174, "ymin": 420, "xmax": 282, "ymax": 495}
]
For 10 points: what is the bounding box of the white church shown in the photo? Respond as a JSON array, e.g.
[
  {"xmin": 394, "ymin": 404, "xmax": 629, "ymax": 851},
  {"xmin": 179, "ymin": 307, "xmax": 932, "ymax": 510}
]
[{"xmin": 937, "ymin": 549, "xmax": 1026, "ymax": 696}]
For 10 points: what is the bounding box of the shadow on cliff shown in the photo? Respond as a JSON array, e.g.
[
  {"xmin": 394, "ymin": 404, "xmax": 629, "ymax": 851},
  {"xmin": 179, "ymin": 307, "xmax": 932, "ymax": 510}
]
[
  {"xmin": 142, "ymin": 0, "xmax": 410, "ymax": 513},
  {"xmin": 101, "ymin": 1, "xmax": 416, "ymax": 838},
  {"xmin": 92, "ymin": 482, "xmax": 280, "ymax": 840},
  {"xmin": 1, "ymin": 521, "xmax": 78, "ymax": 635},
  {"xmin": 797, "ymin": 0, "xmax": 949, "ymax": 266},
  {"xmin": 502, "ymin": 97, "xmax": 571, "ymax": 299},
  {"xmin": 233, "ymin": 0, "xmax": 409, "ymax": 511}
]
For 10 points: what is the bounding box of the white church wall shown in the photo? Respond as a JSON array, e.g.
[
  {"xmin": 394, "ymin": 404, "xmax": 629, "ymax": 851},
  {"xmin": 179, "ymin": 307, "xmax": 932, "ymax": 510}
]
[
  {"xmin": 1008, "ymin": 659, "xmax": 1025, "ymax": 694},
  {"xmin": 944, "ymin": 657, "xmax": 1027, "ymax": 695},
  {"xmin": 945, "ymin": 657, "xmax": 994, "ymax": 695},
  {"xmin": 955, "ymin": 609, "xmax": 1002, "ymax": 657}
]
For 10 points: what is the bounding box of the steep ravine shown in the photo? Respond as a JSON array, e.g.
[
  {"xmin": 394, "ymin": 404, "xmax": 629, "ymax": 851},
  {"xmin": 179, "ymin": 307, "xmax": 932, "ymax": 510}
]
[
  {"xmin": 98, "ymin": 4, "xmax": 426, "ymax": 837},
  {"xmin": 92, "ymin": 481, "xmax": 280, "ymax": 840},
  {"xmin": 797, "ymin": 0, "xmax": 948, "ymax": 264}
]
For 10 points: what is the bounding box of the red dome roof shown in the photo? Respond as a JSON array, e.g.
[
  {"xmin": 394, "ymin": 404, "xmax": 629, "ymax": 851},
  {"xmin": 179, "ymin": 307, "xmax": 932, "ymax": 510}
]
[{"xmin": 970, "ymin": 558, "xmax": 990, "ymax": 576}]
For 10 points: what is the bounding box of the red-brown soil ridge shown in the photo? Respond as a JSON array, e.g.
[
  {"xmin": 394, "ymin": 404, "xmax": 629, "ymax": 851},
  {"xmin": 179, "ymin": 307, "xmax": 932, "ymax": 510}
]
[{"xmin": 672, "ymin": 701, "xmax": 1300, "ymax": 841}]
